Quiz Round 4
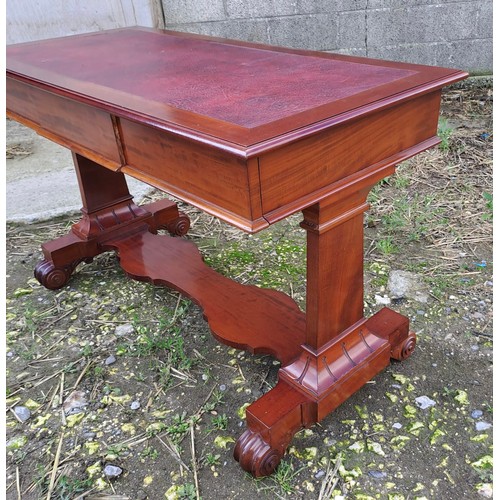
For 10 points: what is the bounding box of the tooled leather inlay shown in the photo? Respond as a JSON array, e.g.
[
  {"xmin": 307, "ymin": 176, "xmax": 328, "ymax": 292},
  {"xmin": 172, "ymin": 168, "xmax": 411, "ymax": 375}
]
[{"xmin": 9, "ymin": 30, "xmax": 416, "ymax": 128}]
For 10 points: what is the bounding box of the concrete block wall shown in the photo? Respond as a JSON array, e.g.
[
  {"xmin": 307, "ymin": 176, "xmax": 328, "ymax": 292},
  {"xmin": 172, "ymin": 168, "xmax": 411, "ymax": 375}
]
[
  {"xmin": 162, "ymin": 0, "xmax": 492, "ymax": 73},
  {"xmin": 6, "ymin": 0, "xmax": 163, "ymax": 44}
]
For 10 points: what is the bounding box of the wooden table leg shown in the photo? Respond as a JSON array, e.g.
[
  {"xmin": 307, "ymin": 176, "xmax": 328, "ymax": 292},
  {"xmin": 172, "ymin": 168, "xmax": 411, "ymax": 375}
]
[
  {"xmin": 235, "ymin": 182, "xmax": 416, "ymax": 477},
  {"xmin": 34, "ymin": 153, "xmax": 189, "ymax": 289},
  {"xmin": 35, "ymin": 154, "xmax": 416, "ymax": 478}
]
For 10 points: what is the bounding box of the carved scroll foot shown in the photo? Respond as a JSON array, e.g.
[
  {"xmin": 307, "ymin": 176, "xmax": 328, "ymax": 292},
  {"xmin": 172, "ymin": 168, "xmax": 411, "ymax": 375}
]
[
  {"xmin": 234, "ymin": 430, "xmax": 282, "ymax": 477},
  {"xmin": 163, "ymin": 213, "xmax": 191, "ymax": 236},
  {"xmin": 145, "ymin": 200, "xmax": 190, "ymax": 236},
  {"xmin": 34, "ymin": 259, "xmax": 79, "ymax": 290},
  {"xmin": 233, "ymin": 380, "xmax": 314, "ymax": 477},
  {"xmin": 34, "ymin": 198, "xmax": 188, "ymax": 290},
  {"xmin": 391, "ymin": 331, "xmax": 417, "ymax": 361}
]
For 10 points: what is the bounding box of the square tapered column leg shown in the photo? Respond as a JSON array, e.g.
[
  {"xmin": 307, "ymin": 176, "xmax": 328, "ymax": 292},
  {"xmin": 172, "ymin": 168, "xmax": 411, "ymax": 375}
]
[{"xmin": 235, "ymin": 169, "xmax": 416, "ymax": 477}]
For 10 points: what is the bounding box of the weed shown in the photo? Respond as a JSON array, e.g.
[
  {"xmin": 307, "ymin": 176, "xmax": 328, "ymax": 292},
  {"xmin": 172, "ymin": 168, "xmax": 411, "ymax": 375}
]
[
  {"xmin": 92, "ymin": 365, "xmax": 105, "ymax": 379},
  {"xmin": 117, "ymin": 323, "xmax": 194, "ymax": 375},
  {"xmin": 103, "ymin": 385, "xmax": 122, "ymax": 396},
  {"xmin": 54, "ymin": 476, "xmax": 94, "ymax": 499},
  {"xmin": 106, "ymin": 443, "xmax": 128, "ymax": 457},
  {"xmin": 381, "ymin": 202, "xmax": 407, "ymax": 230},
  {"xmin": 62, "ymin": 362, "xmax": 78, "ymax": 374},
  {"xmin": 270, "ymin": 461, "xmax": 306, "ymax": 495},
  {"xmin": 202, "ymin": 452, "xmax": 221, "ymax": 467},
  {"xmin": 482, "ymin": 192, "xmax": 493, "ymax": 221},
  {"xmin": 140, "ymin": 446, "xmax": 159, "ymax": 460},
  {"xmin": 42, "ymin": 475, "xmax": 94, "ymax": 500},
  {"xmin": 203, "ymin": 389, "xmax": 225, "ymax": 412},
  {"xmin": 376, "ymin": 236, "xmax": 398, "ymax": 255},
  {"xmin": 438, "ymin": 117, "xmax": 453, "ymax": 151},
  {"xmin": 146, "ymin": 422, "xmax": 167, "ymax": 438},
  {"xmin": 10, "ymin": 448, "xmax": 27, "ymax": 464},
  {"xmin": 424, "ymin": 273, "xmax": 459, "ymax": 299},
  {"xmin": 442, "ymin": 387, "xmax": 454, "ymax": 399},
  {"xmin": 393, "ymin": 162, "xmax": 412, "ymax": 189},
  {"xmin": 210, "ymin": 413, "xmax": 228, "ymax": 431},
  {"xmin": 167, "ymin": 412, "xmax": 190, "ymax": 440},
  {"xmin": 34, "ymin": 465, "xmax": 92, "ymax": 500},
  {"xmin": 177, "ymin": 483, "xmax": 197, "ymax": 499},
  {"xmin": 157, "ymin": 364, "xmax": 173, "ymax": 387},
  {"xmin": 204, "ymin": 232, "xmax": 305, "ymax": 291},
  {"xmin": 370, "ymin": 274, "xmax": 388, "ymax": 288},
  {"xmin": 367, "ymin": 182, "xmax": 383, "ymax": 204},
  {"xmin": 17, "ymin": 344, "xmax": 38, "ymax": 361},
  {"xmin": 80, "ymin": 342, "xmax": 93, "ymax": 358}
]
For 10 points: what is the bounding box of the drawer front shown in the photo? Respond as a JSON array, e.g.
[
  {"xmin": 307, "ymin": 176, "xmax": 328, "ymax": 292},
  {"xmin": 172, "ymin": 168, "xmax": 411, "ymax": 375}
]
[
  {"xmin": 259, "ymin": 91, "xmax": 442, "ymax": 216},
  {"xmin": 119, "ymin": 118, "xmax": 265, "ymax": 232},
  {"xmin": 7, "ymin": 78, "xmax": 121, "ymax": 168}
]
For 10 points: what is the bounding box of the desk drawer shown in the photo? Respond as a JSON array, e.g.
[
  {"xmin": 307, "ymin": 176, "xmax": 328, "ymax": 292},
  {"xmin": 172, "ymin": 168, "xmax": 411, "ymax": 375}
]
[
  {"xmin": 119, "ymin": 118, "xmax": 266, "ymax": 232},
  {"xmin": 259, "ymin": 91, "xmax": 442, "ymax": 217},
  {"xmin": 6, "ymin": 78, "xmax": 121, "ymax": 169}
]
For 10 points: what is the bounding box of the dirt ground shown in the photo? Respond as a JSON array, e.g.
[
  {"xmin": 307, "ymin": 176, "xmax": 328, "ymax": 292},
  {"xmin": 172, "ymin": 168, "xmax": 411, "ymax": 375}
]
[{"xmin": 6, "ymin": 83, "xmax": 493, "ymax": 499}]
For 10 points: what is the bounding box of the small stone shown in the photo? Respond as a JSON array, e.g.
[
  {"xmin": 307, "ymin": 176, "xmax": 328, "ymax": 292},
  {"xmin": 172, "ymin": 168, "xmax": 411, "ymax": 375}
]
[
  {"xmin": 105, "ymin": 355, "xmax": 116, "ymax": 366},
  {"xmin": 315, "ymin": 470, "xmax": 326, "ymax": 479},
  {"xmin": 114, "ymin": 324, "xmax": 134, "ymax": 337},
  {"xmin": 130, "ymin": 401, "xmax": 141, "ymax": 410},
  {"xmin": 136, "ymin": 491, "xmax": 147, "ymax": 500},
  {"xmin": 13, "ymin": 406, "xmax": 31, "ymax": 422},
  {"xmin": 83, "ymin": 431, "xmax": 97, "ymax": 439},
  {"xmin": 63, "ymin": 390, "xmax": 88, "ymax": 415},
  {"xmin": 416, "ymin": 310, "xmax": 425, "ymax": 315},
  {"xmin": 368, "ymin": 471, "xmax": 387, "ymax": 479},
  {"xmin": 477, "ymin": 483, "xmax": 493, "ymax": 498},
  {"xmin": 472, "ymin": 312, "xmax": 485, "ymax": 320},
  {"xmin": 415, "ymin": 396, "xmax": 436, "ymax": 410},
  {"xmin": 219, "ymin": 384, "xmax": 227, "ymax": 391},
  {"xmin": 471, "ymin": 410, "xmax": 484, "ymax": 419},
  {"xmin": 104, "ymin": 464, "xmax": 123, "ymax": 478},
  {"xmin": 392, "ymin": 422, "xmax": 403, "ymax": 430},
  {"xmin": 475, "ymin": 421, "xmax": 492, "ymax": 431},
  {"xmin": 388, "ymin": 270, "xmax": 429, "ymax": 303},
  {"xmin": 7, "ymin": 435, "xmax": 28, "ymax": 450},
  {"xmin": 478, "ymin": 300, "xmax": 487, "ymax": 308},
  {"xmin": 375, "ymin": 294, "xmax": 391, "ymax": 305},
  {"xmin": 471, "ymin": 345, "xmax": 480, "ymax": 352}
]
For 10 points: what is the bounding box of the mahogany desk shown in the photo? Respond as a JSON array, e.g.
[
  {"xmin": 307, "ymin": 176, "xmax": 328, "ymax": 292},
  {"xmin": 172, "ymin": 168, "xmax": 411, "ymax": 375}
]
[{"xmin": 6, "ymin": 28, "xmax": 467, "ymax": 477}]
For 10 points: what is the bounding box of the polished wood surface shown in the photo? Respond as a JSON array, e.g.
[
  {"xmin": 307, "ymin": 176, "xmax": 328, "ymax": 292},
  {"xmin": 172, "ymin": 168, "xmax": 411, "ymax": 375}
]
[
  {"xmin": 6, "ymin": 28, "xmax": 466, "ymax": 231},
  {"xmin": 6, "ymin": 28, "xmax": 467, "ymax": 477},
  {"xmin": 7, "ymin": 27, "xmax": 464, "ymax": 149}
]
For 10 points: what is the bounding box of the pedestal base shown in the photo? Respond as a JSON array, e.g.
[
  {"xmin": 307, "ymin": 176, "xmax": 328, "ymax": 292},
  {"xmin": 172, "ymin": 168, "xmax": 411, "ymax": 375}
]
[
  {"xmin": 35, "ymin": 197, "xmax": 416, "ymax": 478},
  {"xmin": 234, "ymin": 308, "xmax": 416, "ymax": 476},
  {"xmin": 34, "ymin": 198, "xmax": 188, "ymax": 289}
]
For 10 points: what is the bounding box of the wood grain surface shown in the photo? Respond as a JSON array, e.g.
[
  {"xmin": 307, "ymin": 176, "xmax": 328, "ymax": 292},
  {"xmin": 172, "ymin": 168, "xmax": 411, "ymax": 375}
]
[{"xmin": 7, "ymin": 27, "xmax": 467, "ymax": 150}]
